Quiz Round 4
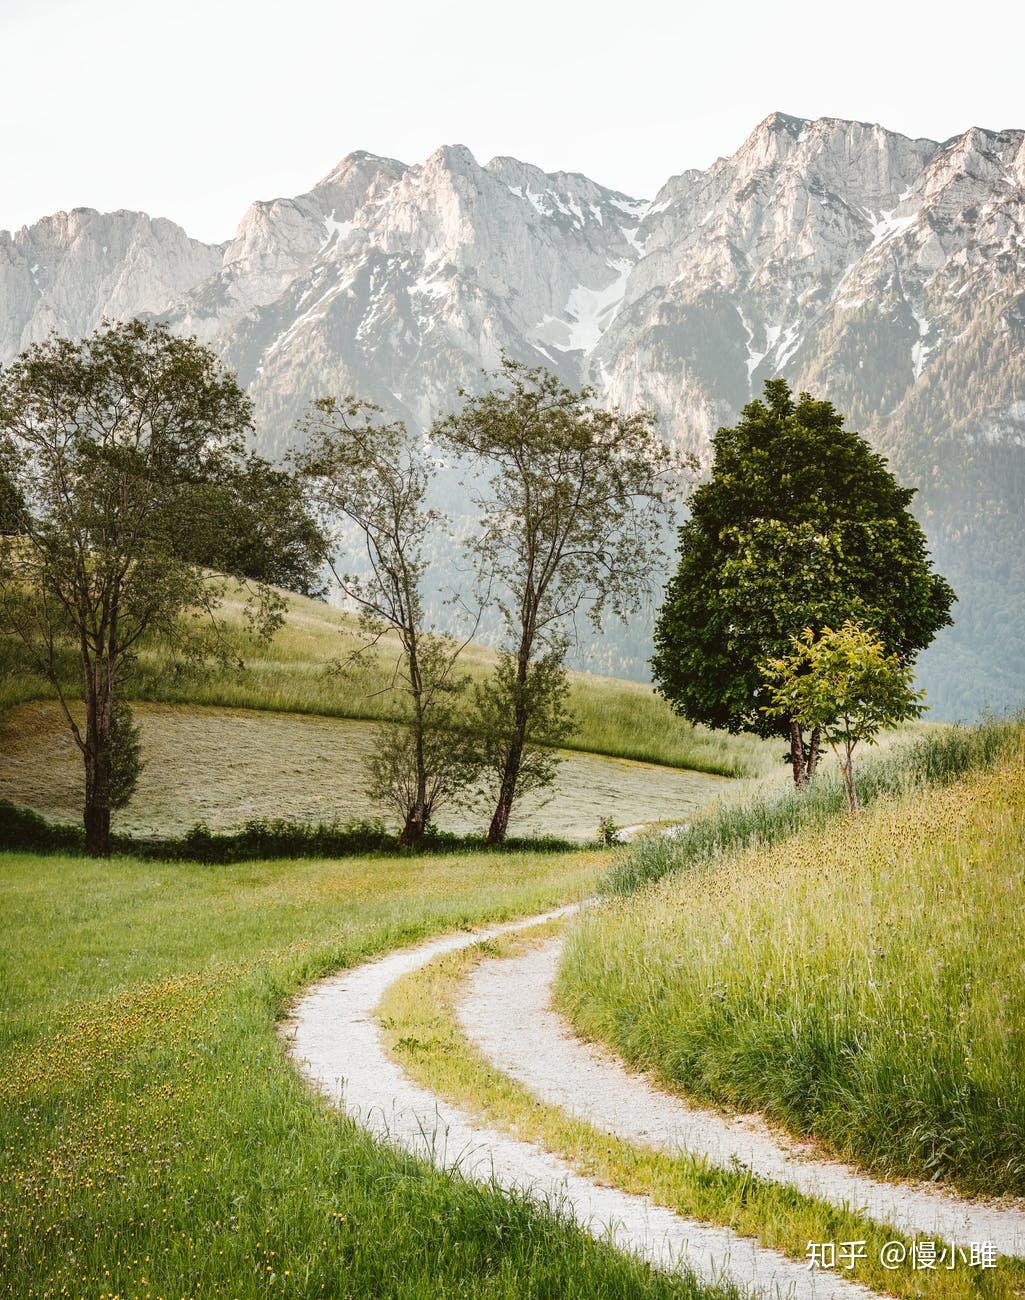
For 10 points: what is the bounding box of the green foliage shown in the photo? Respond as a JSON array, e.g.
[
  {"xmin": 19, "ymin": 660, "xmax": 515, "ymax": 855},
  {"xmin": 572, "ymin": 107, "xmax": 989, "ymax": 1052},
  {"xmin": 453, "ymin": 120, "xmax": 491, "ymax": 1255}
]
[
  {"xmin": 0, "ymin": 320, "xmax": 322, "ymax": 854},
  {"xmin": 107, "ymin": 700, "xmax": 143, "ymax": 812},
  {"xmin": 436, "ymin": 356, "xmax": 682, "ymax": 840},
  {"xmin": 652, "ymin": 379, "xmax": 955, "ymax": 742},
  {"xmin": 362, "ymin": 701, "xmax": 481, "ymax": 834},
  {"xmin": 466, "ymin": 644, "xmax": 574, "ymax": 814},
  {"xmin": 762, "ymin": 621, "xmax": 925, "ymax": 808},
  {"xmin": 602, "ymin": 715, "xmax": 1022, "ymax": 895},
  {"xmin": 436, "ymin": 357, "xmax": 682, "ymax": 635},
  {"xmin": 296, "ymin": 396, "xmax": 481, "ymax": 843},
  {"xmin": 0, "ymin": 799, "xmax": 83, "ymax": 852},
  {"xmin": 596, "ymin": 816, "xmax": 621, "ymax": 846},
  {"xmin": 762, "ymin": 621, "xmax": 924, "ymax": 741},
  {"xmin": 0, "ymin": 452, "xmax": 22, "ymax": 535},
  {"xmin": 193, "ymin": 455, "xmax": 328, "ymax": 597},
  {"xmin": 0, "ymin": 801, "xmax": 576, "ymax": 863}
]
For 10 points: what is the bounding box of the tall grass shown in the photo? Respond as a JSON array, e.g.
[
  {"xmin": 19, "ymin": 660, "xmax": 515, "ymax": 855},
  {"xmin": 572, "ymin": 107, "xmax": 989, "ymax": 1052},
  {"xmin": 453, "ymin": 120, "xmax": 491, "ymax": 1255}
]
[
  {"xmin": 603, "ymin": 716, "xmax": 1023, "ymax": 895},
  {"xmin": 379, "ymin": 929, "xmax": 1025, "ymax": 1300},
  {"xmin": 0, "ymin": 844, "xmax": 722, "ymax": 1299},
  {"xmin": 557, "ymin": 724, "xmax": 1025, "ymax": 1195}
]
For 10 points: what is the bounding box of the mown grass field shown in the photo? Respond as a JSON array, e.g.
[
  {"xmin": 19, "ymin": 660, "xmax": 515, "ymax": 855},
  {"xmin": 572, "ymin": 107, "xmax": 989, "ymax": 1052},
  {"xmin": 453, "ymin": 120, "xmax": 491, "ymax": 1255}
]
[
  {"xmin": 0, "ymin": 843, "xmax": 735, "ymax": 1300},
  {"xmin": 0, "ymin": 588, "xmax": 773, "ymax": 779},
  {"xmin": 557, "ymin": 728, "xmax": 1025, "ymax": 1196},
  {"xmin": 0, "ymin": 700, "xmax": 727, "ymax": 841}
]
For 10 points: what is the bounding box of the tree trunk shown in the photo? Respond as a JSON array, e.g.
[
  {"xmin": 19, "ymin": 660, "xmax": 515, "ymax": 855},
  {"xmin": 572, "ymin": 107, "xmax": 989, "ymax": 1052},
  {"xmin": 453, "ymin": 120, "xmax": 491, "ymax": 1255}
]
[
  {"xmin": 487, "ymin": 688, "xmax": 528, "ymax": 845},
  {"xmin": 487, "ymin": 725, "xmax": 524, "ymax": 844},
  {"xmin": 83, "ymin": 714, "xmax": 112, "ymax": 856},
  {"xmin": 806, "ymin": 726, "xmax": 822, "ymax": 780},
  {"xmin": 83, "ymin": 793, "xmax": 111, "ymax": 856},
  {"xmin": 788, "ymin": 719, "xmax": 807, "ymax": 790},
  {"xmin": 400, "ymin": 643, "xmax": 429, "ymax": 847},
  {"xmin": 840, "ymin": 745, "xmax": 859, "ymax": 814},
  {"xmin": 399, "ymin": 805, "xmax": 427, "ymax": 847},
  {"xmin": 486, "ymin": 634, "xmax": 532, "ymax": 845}
]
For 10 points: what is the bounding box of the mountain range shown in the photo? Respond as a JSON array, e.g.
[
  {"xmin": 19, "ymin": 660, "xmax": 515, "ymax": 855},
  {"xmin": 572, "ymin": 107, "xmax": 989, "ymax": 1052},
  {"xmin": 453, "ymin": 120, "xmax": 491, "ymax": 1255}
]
[{"xmin": 3, "ymin": 112, "xmax": 1023, "ymax": 718}]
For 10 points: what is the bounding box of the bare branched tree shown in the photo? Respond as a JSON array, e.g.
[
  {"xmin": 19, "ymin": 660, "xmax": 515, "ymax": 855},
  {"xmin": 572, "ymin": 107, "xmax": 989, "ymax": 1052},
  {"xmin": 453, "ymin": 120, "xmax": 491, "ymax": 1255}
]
[{"xmin": 297, "ymin": 397, "xmax": 479, "ymax": 845}]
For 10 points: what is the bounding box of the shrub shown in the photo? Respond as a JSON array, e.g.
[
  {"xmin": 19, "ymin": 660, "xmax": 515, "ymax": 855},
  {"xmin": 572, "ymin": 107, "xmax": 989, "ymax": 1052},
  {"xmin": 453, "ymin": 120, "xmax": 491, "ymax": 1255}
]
[
  {"xmin": 0, "ymin": 804, "xmax": 575, "ymax": 863},
  {"xmin": 0, "ymin": 800, "xmax": 84, "ymax": 852},
  {"xmin": 595, "ymin": 816, "xmax": 621, "ymax": 846}
]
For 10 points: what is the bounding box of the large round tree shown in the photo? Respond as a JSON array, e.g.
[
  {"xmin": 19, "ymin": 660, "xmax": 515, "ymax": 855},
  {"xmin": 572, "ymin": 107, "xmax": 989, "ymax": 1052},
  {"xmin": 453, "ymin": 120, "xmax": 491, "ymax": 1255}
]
[{"xmin": 652, "ymin": 379, "xmax": 954, "ymax": 785}]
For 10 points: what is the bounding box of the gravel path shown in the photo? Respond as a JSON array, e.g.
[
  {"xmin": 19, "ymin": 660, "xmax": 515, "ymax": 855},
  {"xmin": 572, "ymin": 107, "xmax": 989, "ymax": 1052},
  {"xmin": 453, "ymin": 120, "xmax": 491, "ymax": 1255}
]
[
  {"xmin": 284, "ymin": 907, "xmax": 869, "ymax": 1299},
  {"xmin": 459, "ymin": 937, "xmax": 1025, "ymax": 1257}
]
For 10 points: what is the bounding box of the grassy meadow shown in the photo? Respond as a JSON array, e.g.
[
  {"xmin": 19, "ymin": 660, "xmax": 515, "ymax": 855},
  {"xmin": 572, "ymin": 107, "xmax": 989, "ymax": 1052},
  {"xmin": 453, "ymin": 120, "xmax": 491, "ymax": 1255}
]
[
  {"xmin": 599, "ymin": 719, "xmax": 1012, "ymax": 895},
  {"xmin": 0, "ymin": 842, "xmax": 733, "ymax": 1300},
  {"xmin": 556, "ymin": 724, "xmax": 1025, "ymax": 1196},
  {"xmin": 0, "ymin": 587, "xmax": 773, "ymax": 781}
]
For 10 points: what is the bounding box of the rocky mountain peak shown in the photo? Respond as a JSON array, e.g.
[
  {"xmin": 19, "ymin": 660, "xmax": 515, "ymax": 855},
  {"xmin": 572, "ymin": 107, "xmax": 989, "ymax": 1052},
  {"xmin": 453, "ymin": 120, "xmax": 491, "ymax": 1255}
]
[
  {"xmin": 306, "ymin": 150, "xmax": 407, "ymax": 220},
  {"xmin": 2, "ymin": 116, "xmax": 1023, "ymax": 714}
]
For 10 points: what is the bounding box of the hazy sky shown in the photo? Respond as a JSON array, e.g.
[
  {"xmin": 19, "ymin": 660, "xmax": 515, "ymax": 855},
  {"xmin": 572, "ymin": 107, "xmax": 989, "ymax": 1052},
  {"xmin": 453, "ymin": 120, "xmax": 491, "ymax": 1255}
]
[{"xmin": 3, "ymin": 0, "xmax": 1023, "ymax": 243}]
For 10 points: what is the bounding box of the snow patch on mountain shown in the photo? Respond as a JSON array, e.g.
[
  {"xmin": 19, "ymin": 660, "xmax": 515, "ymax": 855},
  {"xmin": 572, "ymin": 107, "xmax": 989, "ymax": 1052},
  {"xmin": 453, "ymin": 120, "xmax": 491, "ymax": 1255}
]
[{"xmin": 531, "ymin": 258, "xmax": 634, "ymax": 353}]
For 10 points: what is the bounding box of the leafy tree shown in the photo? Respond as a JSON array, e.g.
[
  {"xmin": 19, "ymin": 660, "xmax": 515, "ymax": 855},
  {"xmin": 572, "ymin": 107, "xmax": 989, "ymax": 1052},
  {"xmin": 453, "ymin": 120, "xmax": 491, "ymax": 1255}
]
[
  {"xmin": 652, "ymin": 379, "xmax": 954, "ymax": 787},
  {"xmin": 465, "ymin": 643, "xmax": 572, "ymax": 836},
  {"xmin": 199, "ymin": 456, "xmax": 328, "ymax": 596},
  {"xmin": 362, "ymin": 640, "xmax": 480, "ymax": 840},
  {"xmin": 762, "ymin": 621, "xmax": 925, "ymax": 812},
  {"xmin": 297, "ymin": 397, "xmax": 479, "ymax": 846},
  {"xmin": 0, "ymin": 455, "xmax": 21, "ymax": 535},
  {"xmin": 436, "ymin": 357, "xmax": 680, "ymax": 843},
  {"xmin": 0, "ymin": 319, "xmax": 321, "ymax": 855}
]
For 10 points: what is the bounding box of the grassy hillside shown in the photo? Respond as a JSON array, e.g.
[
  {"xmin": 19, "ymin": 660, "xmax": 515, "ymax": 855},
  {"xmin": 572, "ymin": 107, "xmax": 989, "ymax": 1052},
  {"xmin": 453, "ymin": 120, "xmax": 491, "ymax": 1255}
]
[
  {"xmin": 556, "ymin": 722, "xmax": 1025, "ymax": 1196},
  {"xmin": 0, "ymin": 843, "xmax": 725, "ymax": 1300},
  {"xmin": 0, "ymin": 588, "xmax": 773, "ymax": 779}
]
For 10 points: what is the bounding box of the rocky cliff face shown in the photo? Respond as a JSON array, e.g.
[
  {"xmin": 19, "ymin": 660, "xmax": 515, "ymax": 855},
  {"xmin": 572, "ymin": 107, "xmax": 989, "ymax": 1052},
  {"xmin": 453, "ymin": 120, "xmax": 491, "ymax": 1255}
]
[
  {"xmin": 183, "ymin": 145, "xmax": 648, "ymax": 454},
  {"xmin": 599, "ymin": 113, "xmax": 1025, "ymax": 459},
  {"xmin": 3, "ymin": 114, "xmax": 1023, "ymax": 716},
  {"xmin": 0, "ymin": 209, "xmax": 223, "ymax": 360}
]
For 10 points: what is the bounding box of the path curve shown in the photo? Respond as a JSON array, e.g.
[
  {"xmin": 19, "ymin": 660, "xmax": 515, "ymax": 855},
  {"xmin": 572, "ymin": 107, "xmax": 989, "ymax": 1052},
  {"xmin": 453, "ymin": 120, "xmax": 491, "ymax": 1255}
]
[
  {"xmin": 458, "ymin": 936, "xmax": 1025, "ymax": 1257},
  {"xmin": 284, "ymin": 907, "xmax": 869, "ymax": 1299}
]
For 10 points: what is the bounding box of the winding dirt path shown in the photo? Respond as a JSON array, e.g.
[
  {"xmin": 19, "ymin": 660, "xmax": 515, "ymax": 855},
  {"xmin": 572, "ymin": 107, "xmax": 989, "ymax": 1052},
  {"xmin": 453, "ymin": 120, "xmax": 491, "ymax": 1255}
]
[
  {"xmin": 284, "ymin": 907, "xmax": 870, "ymax": 1299},
  {"xmin": 458, "ymin": 936, "xmax": 1025, "ymax": 1257}
]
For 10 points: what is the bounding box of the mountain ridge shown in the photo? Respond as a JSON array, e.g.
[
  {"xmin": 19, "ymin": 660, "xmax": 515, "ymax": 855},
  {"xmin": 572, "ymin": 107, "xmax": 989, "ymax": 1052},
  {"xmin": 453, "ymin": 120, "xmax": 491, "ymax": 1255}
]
[{"xmin": 2, "ymin": 113, "xmax": 1023, "ymax": 717}]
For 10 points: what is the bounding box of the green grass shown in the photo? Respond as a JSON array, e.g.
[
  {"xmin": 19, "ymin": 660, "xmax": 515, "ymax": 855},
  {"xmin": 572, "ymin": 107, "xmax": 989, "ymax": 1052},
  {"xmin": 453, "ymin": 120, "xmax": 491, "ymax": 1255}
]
[
  {"xmin": 0, "ymin": 587, "xmax": 774, "ymax": 779},
  {"xmin": 556, "ymin": 728, "xmax": 1025, "ymax": 1196},
  {"xmin": 0, "ymin": 843, "xmax": 736, "ymax": 1299},
  {"xmin": 378, "ymin": 925, "xmax": 1025, "ymax": 1300},
  {"xmin": 600, "ymin": 718, "xmax": 1022, "ymax": 895}
]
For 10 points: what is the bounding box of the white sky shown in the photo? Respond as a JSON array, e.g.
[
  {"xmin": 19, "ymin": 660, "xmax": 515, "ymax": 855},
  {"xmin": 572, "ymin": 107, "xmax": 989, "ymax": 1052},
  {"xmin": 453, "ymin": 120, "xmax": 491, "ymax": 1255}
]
[{"xmin": 3, "ymin": 0, "xmax": 1023, "ymax": 244}]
